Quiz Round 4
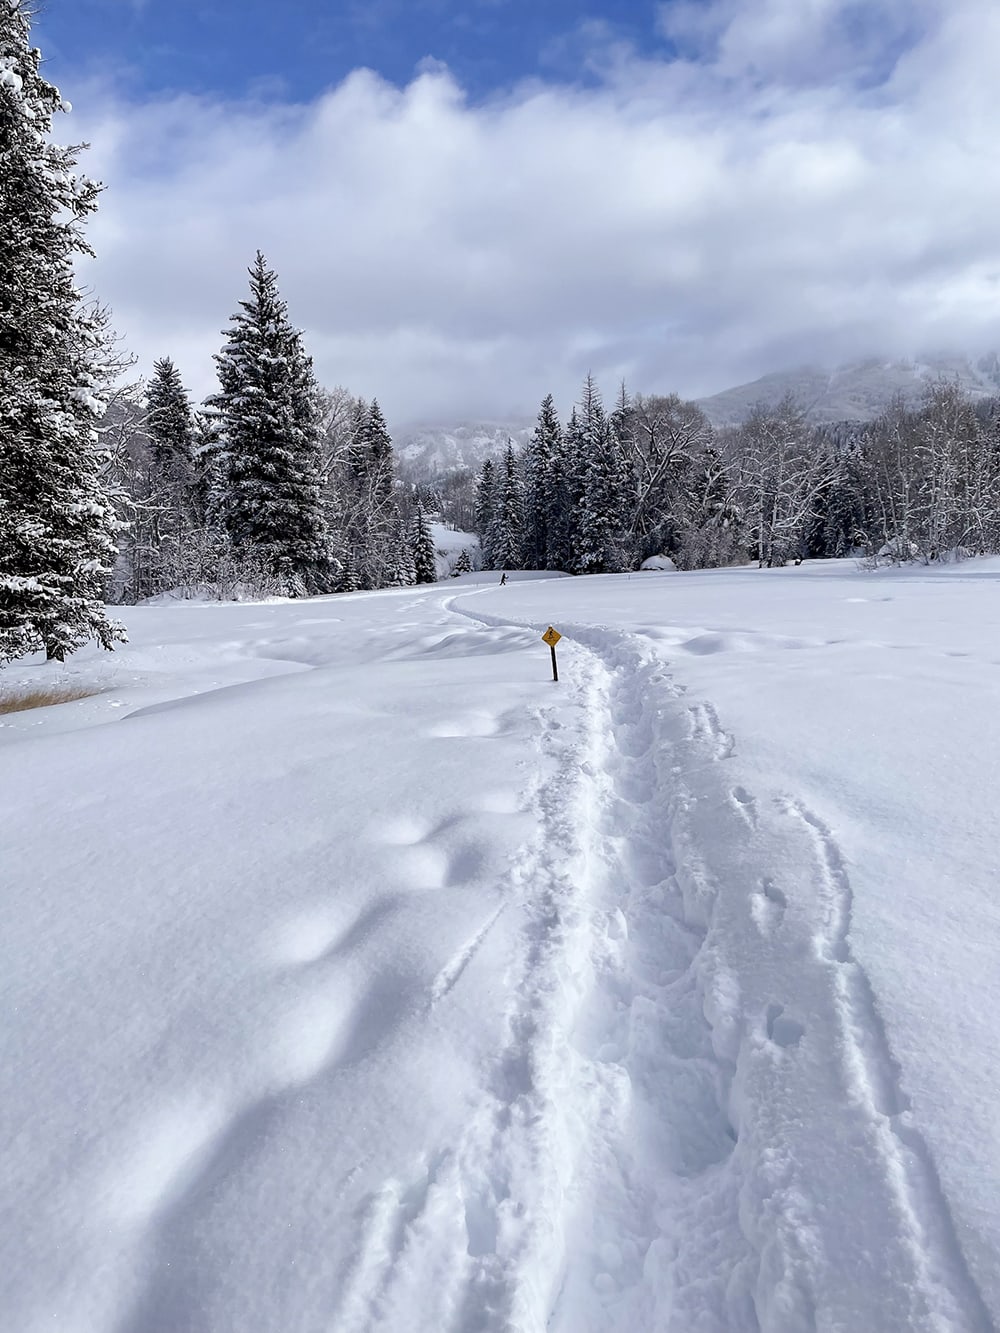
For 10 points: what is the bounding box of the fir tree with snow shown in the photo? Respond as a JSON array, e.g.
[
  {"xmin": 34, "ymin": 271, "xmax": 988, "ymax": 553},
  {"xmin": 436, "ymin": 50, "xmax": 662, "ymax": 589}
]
[
  {"xmin": 146, "ymin": 357, "xmax": 195, "ymax": 481},
  {"xmin": 488, "ymin": 443, "xmax": 525, "ymax": 572},
  {"xmin": 522, "ymin": 393, "xmax": 561, "ymax": 569},
  {"xmin": 383, "ymin": 517, "xmax": 416, "ymax": 587},
  {"xmin": 138, "ymin": 357, "xmax": 197, "ymax": 591},
  {"xmin": 539, "ymin": 406, "xmax": 576, "ymax": 573},
  {"xmin": 365, "ymin": 401, "xmax": 395, "ymax": 503},
  {"xmin": 411, "ymin": 500, "xmax": 438, "ymax": 584},
  {"xmin": 208, "ymin": 252, "xmax": 332, "ymax": 596},
  {"xmin": 0, "ymin": 1, "xmax": 124, "ymax": 662},
  {"xmin": 450, "ymin": 547, "xmax": 472, "ymax": 576},
  {"xmin": 574, "ymin": 376, "xmax": 630, "ymax": 574},
  {"xmin": 474, "ymin": 457, "xmax": 498, "ymax": 568}
]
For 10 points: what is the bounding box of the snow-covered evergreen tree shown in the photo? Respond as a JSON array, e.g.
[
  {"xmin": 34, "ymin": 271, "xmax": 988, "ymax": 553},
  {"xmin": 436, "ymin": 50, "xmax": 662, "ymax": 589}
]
[
  {"xmin": 383, "ymin": 515, "xmax": 416, "ymax": 587},
  {"xmin": 522, "ymin": 394, "xmax": 561, "ymax": 569},
  {"xmin": 0, "ymin": 2, "xmax": 124, "ymax": 662},
  {"xmin": 573, "ymin": 377, "xmax": 630, "ymax": 573},
  {"xmin": 365, "ymin": 401, "xmax": 397, "ymax": 540},
  {"xmin": 474, "ymin": 457, "xmax": 499, "ymax": 568},
  {"xmin": 488, "ymin": 443, "xmax": 525, "ymax": 572},
  {"xmin": 208, "ymin": 252, "xmax": 332, "ymax": 595},
  {"xmin": 147, "ymin": 358, "xmax": 195, "ymax": 492},
  {"xmin": 411, "ymin": 499, "xmax": 437, "ymax": 584},
  {"xmin": 803, "ymin": 435, "xmax": 868, "ymax": 559},
  {"xmin": 546, "ymin": 406, "xmax": 582, "ymax": 573},
  {"xmin": 450, "ymin": 547, "xmax": 472, "ymax": 577},
  {"xmin": 137, "ymin": 357, "xmax": 197, "ymax": 592}
]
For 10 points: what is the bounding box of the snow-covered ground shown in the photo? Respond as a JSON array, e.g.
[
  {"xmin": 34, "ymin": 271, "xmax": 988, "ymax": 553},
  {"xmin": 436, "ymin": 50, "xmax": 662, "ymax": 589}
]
[{"xmin": 2, "ymin": 560, "xmax": 998, "ymax": 1332}]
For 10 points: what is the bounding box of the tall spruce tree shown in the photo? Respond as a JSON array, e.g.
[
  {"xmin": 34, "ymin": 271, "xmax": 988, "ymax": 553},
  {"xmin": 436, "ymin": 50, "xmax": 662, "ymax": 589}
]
[
  {"xmin": 142, "ymin": 357, "xmax": 196, "ymax": 590},
  {"xmin": 0, "ymin": 2, "xmax": 124, "ymax": 662},
  {"xmin": 573, "ymin": 377, "xmax": 630, "ymax": 573},
  {"xmin": 474, "ymin": 457, "xmax": 498, "ymax": 568},
  {"xmin": 147, "ymin": 357, "xmax": 195, "ymax": 479},
  {"xmin": 522, "ymin": 394, "xmax": 561, "ymax": 569},
  {"xmin": 411, "ymin": 499, "xmax": 437, "ymax": 584},
  {"xmin": 365, "ymin": 401, "xmax": 397, "ymax": 520},
  {"xmin": 488, "ymin": 442, "xmax": 525, "ymax": 571},
  {"xmin": 547, "ymin": 407, "xmax": 582, "ymax": 572},
  {"xmin": 208, "ymin": 252, "xmax": 331, "ymax": 595},
  {"xmin": 384, "ymin": 515, "xmax": 416, "ymax": 587}
]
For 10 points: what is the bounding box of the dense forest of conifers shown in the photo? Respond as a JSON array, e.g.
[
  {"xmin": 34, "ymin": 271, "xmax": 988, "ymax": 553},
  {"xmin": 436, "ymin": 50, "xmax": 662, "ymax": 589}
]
[
  {"xmin": 112, "ymin": 348, "xmax": 1000, "ymax": 610},
  {"xmin": 103, "ymin": 252, "xmax": 439, "ymax": 605},
  {"xmin": 464, "ymin": 377, "xmax": 1000, "ymax": 576},
  {"xmin": 29, "ymin": 235, "xmax": 1000, "ymax": 623}
]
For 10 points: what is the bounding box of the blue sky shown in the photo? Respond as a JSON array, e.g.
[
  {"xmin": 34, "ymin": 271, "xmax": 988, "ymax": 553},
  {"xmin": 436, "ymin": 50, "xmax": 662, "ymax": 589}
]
[
  {"xmin": 36, "ymin": 0, "xmax": 673, "ymax": 102},
  {"xmin": 28, "ymin": 0, "xmax": 1000, "ymax": 424}
]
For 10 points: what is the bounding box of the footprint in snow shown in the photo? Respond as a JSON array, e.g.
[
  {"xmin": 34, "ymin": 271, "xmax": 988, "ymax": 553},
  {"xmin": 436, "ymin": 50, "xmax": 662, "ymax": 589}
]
[
  {"xmin": 765, "ymin": 1002, "xmax": 805, "ymax": 1048},
  {"xmin": 751, "ymin": 878, "xmax": 787, "ymax": 937},
  {"xmin": 729, "ymin": 786, "xmax": 758, "ymax": 828}
]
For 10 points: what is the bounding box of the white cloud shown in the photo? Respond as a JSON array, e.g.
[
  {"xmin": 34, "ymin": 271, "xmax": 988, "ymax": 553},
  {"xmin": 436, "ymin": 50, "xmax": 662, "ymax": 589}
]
[
  {"xmin": 63, "ymin": 0, "xmax": 1000, "ymax": 426},
  {"xmin": 655, "ymin": 0, "xmax": 936, "ymax": 88}
]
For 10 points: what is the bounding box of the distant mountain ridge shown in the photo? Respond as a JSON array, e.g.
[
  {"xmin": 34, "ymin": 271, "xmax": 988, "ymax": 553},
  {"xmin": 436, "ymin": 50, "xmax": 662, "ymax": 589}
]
[
  {"xmin": 392, "ymin": 354, "xmax": 1000, "ymax": 478},
  {"xmin": 695, "ymin": 354, "xmax": 1000, "ymax": 427}
]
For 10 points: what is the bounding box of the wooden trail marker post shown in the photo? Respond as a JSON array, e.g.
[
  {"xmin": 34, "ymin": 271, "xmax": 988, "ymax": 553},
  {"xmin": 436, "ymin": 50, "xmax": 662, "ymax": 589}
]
[{"xmin": 541, "ymin": 626, "xmax": 561, "ymax": 682}]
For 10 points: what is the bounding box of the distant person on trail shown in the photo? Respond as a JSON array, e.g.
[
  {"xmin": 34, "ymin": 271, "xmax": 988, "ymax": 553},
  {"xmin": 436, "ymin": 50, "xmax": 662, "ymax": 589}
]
[{"xmin": 500, "ymin": 571, "xmax": 507, "ymax": 586}]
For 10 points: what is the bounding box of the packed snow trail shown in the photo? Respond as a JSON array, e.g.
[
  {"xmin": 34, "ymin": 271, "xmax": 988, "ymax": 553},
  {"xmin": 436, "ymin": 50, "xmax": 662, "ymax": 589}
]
[{"xmin": 2, "ymin": 566, "xmax": 998, "ymax": 1331}]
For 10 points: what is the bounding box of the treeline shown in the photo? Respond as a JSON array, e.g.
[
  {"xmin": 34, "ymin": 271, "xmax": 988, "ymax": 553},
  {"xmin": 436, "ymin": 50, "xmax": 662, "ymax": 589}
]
[
  {"xmin": 103, "ymin": 252, "xmax": 438, "ymax": 604},
  {"xmin": 471, "ymin": 377, "xmax": 1000, "ymax": 572}
]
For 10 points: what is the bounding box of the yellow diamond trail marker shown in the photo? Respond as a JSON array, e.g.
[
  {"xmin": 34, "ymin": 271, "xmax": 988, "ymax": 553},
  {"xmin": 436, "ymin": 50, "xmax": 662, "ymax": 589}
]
[{"xmin": 541, "ymin": 626, "xmax": 561, "ymax": 681}]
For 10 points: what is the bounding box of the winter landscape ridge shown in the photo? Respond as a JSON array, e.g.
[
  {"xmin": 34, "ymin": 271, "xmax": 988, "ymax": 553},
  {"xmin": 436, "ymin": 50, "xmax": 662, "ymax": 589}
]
[{"xmin": 3, "ymin": 560, "xmax": 1000, "ymax": 1332}]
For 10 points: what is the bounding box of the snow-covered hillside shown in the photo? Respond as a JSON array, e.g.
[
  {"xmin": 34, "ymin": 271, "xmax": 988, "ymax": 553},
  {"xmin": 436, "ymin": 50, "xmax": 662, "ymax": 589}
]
[
  {"xmin": 2, "ymin": 563, "xmax": 998, "ymax": 1332},
  {"xmin": 696, "ymin": 353, "xmax": 1000, "ymax": 427},
  {"xmin": 394, "ymin": 419, "xmax": 534, "ymax": 477},
  {"xmin": 429, "ymin": 522, "xmax": 479, "ymax": 578}
]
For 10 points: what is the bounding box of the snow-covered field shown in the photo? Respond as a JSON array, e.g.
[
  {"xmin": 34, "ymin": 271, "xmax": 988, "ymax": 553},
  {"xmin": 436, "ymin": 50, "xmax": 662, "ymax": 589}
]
[{"xmin": 2, "ymin": 560, "xmax": 998, "ymax": 1332}]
